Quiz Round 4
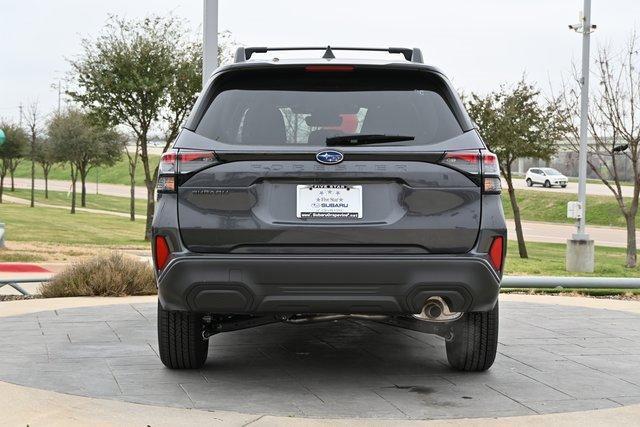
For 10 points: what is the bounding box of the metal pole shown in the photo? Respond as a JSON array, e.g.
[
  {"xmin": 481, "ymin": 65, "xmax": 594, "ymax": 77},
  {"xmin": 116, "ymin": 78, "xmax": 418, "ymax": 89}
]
[
  {"xmin": 203, "ymin": 0, "xmax": 219, "ymax": 89},
  {"xmin": 575, "ymin": 0, "xmax": 591, "ymax": 240}
]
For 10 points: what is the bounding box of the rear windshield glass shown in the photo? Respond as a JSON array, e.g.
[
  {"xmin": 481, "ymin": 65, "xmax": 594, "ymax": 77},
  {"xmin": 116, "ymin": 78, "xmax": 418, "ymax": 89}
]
[{"xmin": 194, "ymin": 68, "xmax": 465, "ymax": 147}]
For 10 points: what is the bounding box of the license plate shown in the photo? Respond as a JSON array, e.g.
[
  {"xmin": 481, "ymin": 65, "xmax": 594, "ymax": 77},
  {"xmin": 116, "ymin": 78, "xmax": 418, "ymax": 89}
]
[{"xmin": 296, "ymin": 185, "xmax": 363, "ymax": 219}]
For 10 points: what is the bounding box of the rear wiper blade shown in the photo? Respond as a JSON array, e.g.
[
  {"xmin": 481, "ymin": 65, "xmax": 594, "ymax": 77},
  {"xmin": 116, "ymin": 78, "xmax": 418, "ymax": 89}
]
[{"xmin": 325, "ymin": 134, "xmax": 415, "ymax": 146}]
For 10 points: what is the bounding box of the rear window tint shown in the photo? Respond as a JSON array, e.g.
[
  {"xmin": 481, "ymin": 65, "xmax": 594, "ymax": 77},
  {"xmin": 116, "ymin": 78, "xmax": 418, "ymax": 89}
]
[{"xmin": 194, "ymin": 68, "xmax": 466, "ymax": 147}]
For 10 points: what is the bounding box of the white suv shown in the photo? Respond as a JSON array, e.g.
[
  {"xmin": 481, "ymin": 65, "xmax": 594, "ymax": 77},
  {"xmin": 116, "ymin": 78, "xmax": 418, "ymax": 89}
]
[{"xmin": 525, "ymin": 168, "xmax": 567, "ymax": 188}]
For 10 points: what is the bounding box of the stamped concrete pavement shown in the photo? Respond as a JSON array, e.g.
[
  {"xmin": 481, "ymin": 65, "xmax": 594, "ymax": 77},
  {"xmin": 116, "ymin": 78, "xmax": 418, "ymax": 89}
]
[{"xmin": 1, "ymin": 295, "xmax": 640, "ymax": 424}]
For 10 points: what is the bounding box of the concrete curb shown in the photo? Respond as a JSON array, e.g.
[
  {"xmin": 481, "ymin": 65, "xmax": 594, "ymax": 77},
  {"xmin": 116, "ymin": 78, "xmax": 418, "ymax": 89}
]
[{"xmin": 1, "ymin": 294, "xmax": 639, "ymax": 426}]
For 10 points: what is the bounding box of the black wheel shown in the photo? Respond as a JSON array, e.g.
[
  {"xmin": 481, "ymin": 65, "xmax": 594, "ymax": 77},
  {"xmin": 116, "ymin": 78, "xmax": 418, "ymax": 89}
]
[
  {"xmin": 525, "ymin": 178, "xmax": 533, "ymax": 187},
  {"xmin": 158, "ymin": 301, "xmax": 209, "ymax": 369},
  {"xmin": 445, "ymin": 301, "xmax": 499, "ymax": 371},
  {"xmin": 544, "ymin": 180, "xmax": 551, "ymax": 188},
  {"xmin": 561, "ymin": 184, "xmax": 567, "ymax": 188}
]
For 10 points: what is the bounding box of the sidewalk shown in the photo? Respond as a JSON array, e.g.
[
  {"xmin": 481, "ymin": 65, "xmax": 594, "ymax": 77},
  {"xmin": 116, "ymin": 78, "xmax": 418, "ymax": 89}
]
[
  {"xmin": 506, "ymin": 219, "xmax": 636, "ymax": 248},
  {"xmin": 10, "ymin": 177, "xmax": 148, "ymax": 200}
]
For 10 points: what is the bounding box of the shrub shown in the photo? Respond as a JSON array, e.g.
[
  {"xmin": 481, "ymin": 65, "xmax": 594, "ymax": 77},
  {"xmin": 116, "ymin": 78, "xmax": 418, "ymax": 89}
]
[{"xmin": 41, "ymin": 253, "xmax": 156, "ymax": 297}]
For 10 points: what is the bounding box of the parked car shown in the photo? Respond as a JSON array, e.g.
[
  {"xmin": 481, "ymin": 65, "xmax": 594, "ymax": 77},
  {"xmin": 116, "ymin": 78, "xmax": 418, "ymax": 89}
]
[
  {"xmin": 152, "ymin": 46, "xmax": 506, "ymax": 372},
  {"xmin": 525, "ymin": 167, "xmax": 568, "ymax": 188}
]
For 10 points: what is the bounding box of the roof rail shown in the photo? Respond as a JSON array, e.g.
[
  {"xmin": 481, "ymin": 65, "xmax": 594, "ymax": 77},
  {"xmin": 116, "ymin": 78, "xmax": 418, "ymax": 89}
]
[{"xmin": 234, "ymin": 46, "xmax": 424, "ymax": 64}]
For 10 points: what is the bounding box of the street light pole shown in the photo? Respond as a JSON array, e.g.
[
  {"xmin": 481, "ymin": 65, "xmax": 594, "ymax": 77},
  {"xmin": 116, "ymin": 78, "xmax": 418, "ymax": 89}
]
[
  {"xmin": 203, "ymin": 0, "xmax": 219, "ymax": 89},
  {"xmin": 576, "ymin": 0, "xmax": 592, "ymax": 239},
  {"xmin": 566, "ymin": 0, "xmax": 596, "ymax": 272}
]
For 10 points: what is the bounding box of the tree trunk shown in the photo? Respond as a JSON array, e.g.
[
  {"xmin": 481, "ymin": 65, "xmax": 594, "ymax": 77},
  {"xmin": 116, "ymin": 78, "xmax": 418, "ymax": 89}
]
[
  {"xmin": 624, "ymin": 213, "xmax": 637, "ymax": 268},
  {"xmin": 44, "ymin": 168, "xmax": 49, "ymax": 199},
  {"xmin": 10, "ymin": 171, "xmax": 15, "ymax": 191},
  {"xmin": 128, "ymin": 163, "xmax": 136, "ymax": 222},
  {"xmin": 144, "ymin": 180, "xmax": 155, "ymax": 241},
  {"xmin": 30, "ymin": 157, "xmax": 35, "ymax": 208},
  {"xmin": 0, "ymin": 175, "xmax": 4, "ymax": 203},
  {"xmin": 80, "ymin": 169, "xmax": 88, "ymax": 207},
  {"xmin": 70, "ymin": 166, "xmax": 77, "ymax": 214},
  {"xmin": 505, "ymin": 173, "xmax": 528, "ymax": 259}
]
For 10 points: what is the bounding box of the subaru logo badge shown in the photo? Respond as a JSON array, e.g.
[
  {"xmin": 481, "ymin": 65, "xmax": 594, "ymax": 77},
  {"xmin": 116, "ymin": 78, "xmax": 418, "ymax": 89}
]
[{"xmin": 316, "ymin": 150, "xmax": 344, "ymax": 165}]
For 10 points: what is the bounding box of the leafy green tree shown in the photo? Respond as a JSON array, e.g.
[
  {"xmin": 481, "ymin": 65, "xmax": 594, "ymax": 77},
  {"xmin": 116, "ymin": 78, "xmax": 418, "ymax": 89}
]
[
  {"xmin": 48, "ymin": 109, "xmax": 122, "ymax": 213},
  {"xmin": 34, "ymin": 137, "xmax": 56, "ymax": 199},
  {"xmin": 467, "ymin": 80, "xmax": 566, "ymax": 258},
  {"xmin": 0, "ymin": 123, "xmax": 28, "ymax": 203},
  {"xmin": 68, "ymin": 16, "xmax": 187, "ymax": 236},
  {"xmin": 68, "ymin": 15, "xmax": 235, "ymax": 236}
]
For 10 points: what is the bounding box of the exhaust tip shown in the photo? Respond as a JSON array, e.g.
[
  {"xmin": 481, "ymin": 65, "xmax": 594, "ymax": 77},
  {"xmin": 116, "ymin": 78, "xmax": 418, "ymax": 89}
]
[
  {"xmin": 426, "ymin": 303, "xmax": 442, "ymax": 319},
  {"xmin": 414, "ymin": 296, "xmax": 462, "ymax": 322}
]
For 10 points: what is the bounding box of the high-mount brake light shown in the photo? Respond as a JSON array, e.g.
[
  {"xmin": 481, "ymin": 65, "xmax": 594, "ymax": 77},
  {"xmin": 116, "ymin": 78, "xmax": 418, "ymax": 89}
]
[
  {"xmin": 157, "ymin": 150, "xmax": 217, "ymax": 193},
  {"xmin": 488, "ymin": 236, "xmax": 504, "ymax": 272},
  {"xmin": 305, "ymin": 65, "xmax": 355, "ymax": 72},
  {"xmin": 440, "ymin": 151, "xmax": 501, "ymax": 194}
]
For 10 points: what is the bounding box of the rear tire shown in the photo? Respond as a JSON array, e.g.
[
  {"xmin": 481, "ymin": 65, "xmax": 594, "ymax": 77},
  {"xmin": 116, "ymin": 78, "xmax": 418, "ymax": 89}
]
[
  {"xmin": 445, "ymin": 301, "xmax": 499, "ymax": 371},
  {"xmin": 526, "ymin": 178, "xmax": 533, "ymax": 187},
  {"xmin": 158, "ymin": 301, "xmax": 209, "ymax": 369}
]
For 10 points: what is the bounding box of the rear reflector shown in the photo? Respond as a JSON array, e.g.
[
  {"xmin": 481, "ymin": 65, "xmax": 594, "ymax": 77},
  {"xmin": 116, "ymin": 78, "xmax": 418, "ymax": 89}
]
[
  {"xmin": 154, "ymin": 235, "xmax": 171, "ymax": 270},
  {"xmin": 305, "ymin": 65, "xmax": 354, "ymax": 72},
  {"xmin": 488, "ymin": 236, "xmax": 504, "ymax": 272}
]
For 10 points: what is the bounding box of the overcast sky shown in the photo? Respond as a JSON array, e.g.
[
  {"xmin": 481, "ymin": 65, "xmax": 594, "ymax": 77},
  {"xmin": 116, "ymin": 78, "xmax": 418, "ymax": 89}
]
[{"xmin": 1, "ymin": 0, "xmax": 639, "ymax": 123}]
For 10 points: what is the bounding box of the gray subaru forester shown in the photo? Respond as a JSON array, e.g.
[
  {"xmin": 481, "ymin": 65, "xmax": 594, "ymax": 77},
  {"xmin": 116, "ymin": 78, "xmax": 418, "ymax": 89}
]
[{"xmin": 152, "ymin": 46, "xmax": 506, "ymax": 372}]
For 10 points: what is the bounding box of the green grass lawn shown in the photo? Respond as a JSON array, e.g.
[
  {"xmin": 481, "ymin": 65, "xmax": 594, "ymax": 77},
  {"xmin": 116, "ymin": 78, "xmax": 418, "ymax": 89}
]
[
  {"xmin": 503, "ymin": 189, "xmax": 638, "ymax": 228},
  {"xmin": 11, "ymin": 154, "xmax": 161, "ymax": 186},
  {"xmin": 0, "ymin": 204, "xmax": 146, "ymax": 247},
  {"xmin": 6, "ymin": 188, "xmax": 146, "ymax": 216},
  {"xmin": 504, "ymin": 240, "xmax": 638, "ymax": 277}
]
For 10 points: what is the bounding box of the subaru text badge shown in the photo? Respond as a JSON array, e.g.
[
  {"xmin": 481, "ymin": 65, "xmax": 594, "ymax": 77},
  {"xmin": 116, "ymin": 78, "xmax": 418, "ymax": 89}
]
[{"xmin": 316, "ymin": 150, "xmax": 344, "ymax": 165}]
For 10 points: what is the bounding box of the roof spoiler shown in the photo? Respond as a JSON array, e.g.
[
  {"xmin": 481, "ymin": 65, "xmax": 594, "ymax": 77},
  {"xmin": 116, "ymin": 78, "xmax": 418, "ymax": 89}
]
[{"xmin": 234, "ymin": 46, "xmax": 424, "ymax": 64}]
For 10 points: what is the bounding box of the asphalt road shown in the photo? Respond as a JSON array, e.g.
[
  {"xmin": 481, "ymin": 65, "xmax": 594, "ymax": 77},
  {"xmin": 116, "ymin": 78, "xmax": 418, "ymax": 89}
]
[{"xmin": 507, "ymin": 178, "xmax": 635, "ymax": 197}]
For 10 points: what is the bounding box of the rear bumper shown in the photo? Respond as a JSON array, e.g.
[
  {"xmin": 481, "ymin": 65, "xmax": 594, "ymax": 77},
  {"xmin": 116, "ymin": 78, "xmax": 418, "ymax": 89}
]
[{"xmin": 157, "ymin": 254, "xmax": 501, "ymax": 314}]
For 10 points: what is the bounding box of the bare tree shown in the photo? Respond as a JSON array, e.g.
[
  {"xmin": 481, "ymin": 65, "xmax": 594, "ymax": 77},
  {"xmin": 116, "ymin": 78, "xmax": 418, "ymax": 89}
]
[
  {"xmin": 557, "ymin": 35, "xmax": 640, "ymax": 268},
  {"xmin": 22, "ymin": 101, "xmax": 43, "ymax": 208}
]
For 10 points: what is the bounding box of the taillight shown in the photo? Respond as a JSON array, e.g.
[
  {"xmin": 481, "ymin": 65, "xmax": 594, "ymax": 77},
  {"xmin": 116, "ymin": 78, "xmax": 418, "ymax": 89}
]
[
  {"xmin": 441, "ymin": 151, "xmax": 482, "ymax": 174},
  {"xmin": 154, "ymin": 235, "xmax": 171, "ymax": 271},
  {"xmin": 488, "ymin": 236, "xmax": 504, "ymax": 273},
  {"xmin": 440, "ymin": 151, "xmax": 501, "ymax": 194},
  {"xmin": 157, "ymin": 150, "xmax": 218, "ymax": 193}
]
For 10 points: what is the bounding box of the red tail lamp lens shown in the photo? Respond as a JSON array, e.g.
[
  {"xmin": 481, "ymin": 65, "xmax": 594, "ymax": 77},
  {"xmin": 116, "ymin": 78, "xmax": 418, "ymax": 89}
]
[
  {"xmin": 488, "ymin": 236, "xmax": 504, "ymax": 272},
  {"xmin": 154, "ymin": 235, "xmax": 171, "ymax": 270}
]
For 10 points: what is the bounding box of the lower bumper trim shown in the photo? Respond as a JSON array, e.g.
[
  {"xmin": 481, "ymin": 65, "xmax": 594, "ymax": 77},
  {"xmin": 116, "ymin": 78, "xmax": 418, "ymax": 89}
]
[{"xmin": 157, "ymin": 255, "xmax": 500, "ymax": 314}]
